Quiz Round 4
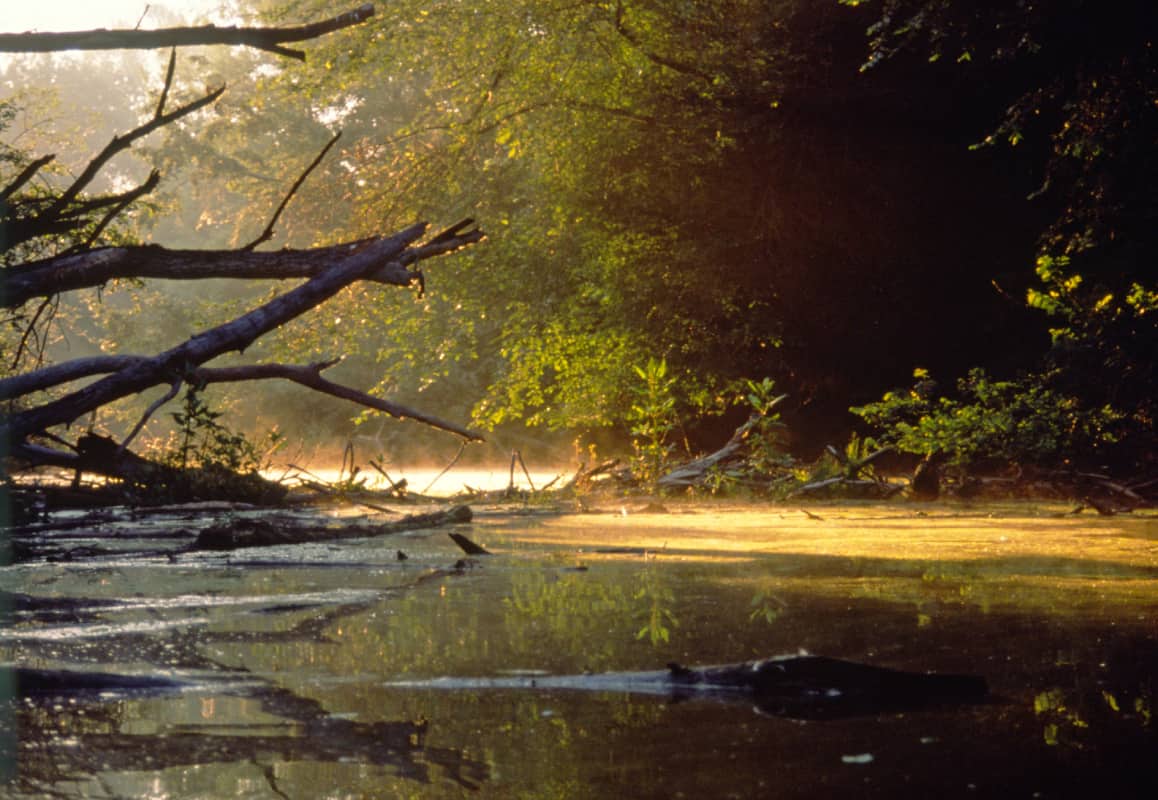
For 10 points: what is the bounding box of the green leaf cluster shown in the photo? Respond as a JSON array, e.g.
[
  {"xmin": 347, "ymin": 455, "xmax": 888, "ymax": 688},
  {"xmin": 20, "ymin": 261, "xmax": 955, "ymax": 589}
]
[{"xmin": 852, "ymin": 368, "xmax": 1123, "ymax": 470}]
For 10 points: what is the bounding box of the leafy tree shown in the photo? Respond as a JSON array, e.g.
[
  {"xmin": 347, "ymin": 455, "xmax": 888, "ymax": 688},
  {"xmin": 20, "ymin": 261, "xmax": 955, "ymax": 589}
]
[
  {"xmin": 1, "ymin": 7, "xmax": 484, "ymax": 494},
  {"xmin": 843, "ymin": 0, "xmax": 1157, "ymax": 469}
]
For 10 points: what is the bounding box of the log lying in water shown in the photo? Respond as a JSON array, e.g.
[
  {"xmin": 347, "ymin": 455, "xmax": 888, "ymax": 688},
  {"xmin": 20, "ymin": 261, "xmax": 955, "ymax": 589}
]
[
  {"xmin": 193, "ymin": 504, "xmax": 472, "ymax": 551},
  {"xmin": 387, "ymin": 654, "xmax": 989, "ymax": 720}
]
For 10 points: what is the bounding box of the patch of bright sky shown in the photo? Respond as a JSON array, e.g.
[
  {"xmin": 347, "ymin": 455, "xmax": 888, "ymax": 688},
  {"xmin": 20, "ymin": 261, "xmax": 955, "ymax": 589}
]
[{"xmin": 2, "ymin": 1, "xmax": 236, "ymax": 32}]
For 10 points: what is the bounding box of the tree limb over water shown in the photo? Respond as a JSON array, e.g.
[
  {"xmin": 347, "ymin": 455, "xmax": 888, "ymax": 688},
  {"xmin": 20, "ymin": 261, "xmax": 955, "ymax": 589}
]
[
  {"xmin": 3, "ymin": 224, "xmax": 484, "ymax": 310},
  {"xmin": 1, "ymin": 6, "xmax": 483, "ymax": 502},
  {"xmin": 0, "ymin": 4, "xmax": 376, "ymax": 61}
]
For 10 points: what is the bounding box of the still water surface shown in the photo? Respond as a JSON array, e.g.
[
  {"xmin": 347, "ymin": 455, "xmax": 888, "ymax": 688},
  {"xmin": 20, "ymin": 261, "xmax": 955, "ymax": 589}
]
[{"xmin": 3, "ymin": 503, "xmax": 1156, "ymax": 798}]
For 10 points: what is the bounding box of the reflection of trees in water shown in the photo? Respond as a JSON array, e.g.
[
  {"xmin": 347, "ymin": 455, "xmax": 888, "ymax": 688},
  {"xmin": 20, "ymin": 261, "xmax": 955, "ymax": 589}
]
[
  {"xmin": 9, "ymin": 681, "xmax": 488, "ymax": 798},
  {"xmin": 1031, "ymin": 638, "xmax": 1157, "ymax": 760},
  {"xmin": 503, "ymin": 563, "xmax": 681, "ymax": 667}
]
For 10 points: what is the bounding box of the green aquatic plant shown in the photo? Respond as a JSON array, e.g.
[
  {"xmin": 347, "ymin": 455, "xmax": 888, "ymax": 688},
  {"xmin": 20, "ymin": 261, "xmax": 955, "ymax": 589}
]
[{"xmin": 627, "ymin": 357, "xmax": 679, "ymax": 486}]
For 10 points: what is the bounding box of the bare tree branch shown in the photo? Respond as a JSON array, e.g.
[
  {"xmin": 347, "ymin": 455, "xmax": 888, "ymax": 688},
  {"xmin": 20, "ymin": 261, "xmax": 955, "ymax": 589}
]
[
  {"xmin": 0, "ymin": 4, "xmax": 376, "ymax": 62},
  {"xmin": 1, "ymin": 223, "xmax": 428, "ymax": 444},
  {"xmin": 45, "ymin": 86, "xmax": 225, "ymax": 222},
  {"xmin": 191, "ymin": 361, "xmax": 483, "ymax": 441},
  {"xmin": 0, "ymin": 355, "xmax": 150, "ymax": 400},
  {"xmin": 66, "ymin": 169, "xmax": 163, "ymax": 254},
  {"xmin": 0, "ymin": 154, "xmax": 55, "ymax": 202},
  {"xmin": 243, "ymin": 130, "xmax": 342, "ymax": 251},
  {"xmin": 120, "ymin": 377, "xmax": 182, "ymax": 451},
  {"xmin": 155, "ymin": 48, "xmax": 177, "ymax": 119},
  {"xmin": 4, "ymin": 226, "xmax": 484, "ymax": 309}
]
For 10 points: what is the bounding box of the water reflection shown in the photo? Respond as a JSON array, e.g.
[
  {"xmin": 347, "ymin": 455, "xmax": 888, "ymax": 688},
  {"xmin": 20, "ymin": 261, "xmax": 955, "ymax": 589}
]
[{"xmin": 3, "ymin": 505, "xmax": 1157, "ymax": 797}]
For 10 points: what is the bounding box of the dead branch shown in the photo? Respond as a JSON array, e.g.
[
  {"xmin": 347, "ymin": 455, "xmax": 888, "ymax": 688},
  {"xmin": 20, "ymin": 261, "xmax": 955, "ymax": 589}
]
[
  {"xmin": 191, "ymin": 361, "xmax": 483, "ymax": 441},
  {"xmin": 0, "ymin": 224, "xmax": 427, "ymax": 445},
  {"xmin": 65, "ymin": 170, "xmax": 162, "ymax": 254},
  {"xmin": 2, "ymin": 87, "xmax": 224, "ymax": 253},
  {"xmin": 120, "ymin": 378, "xmax": 182, "ymax": 450},
  {"xmin": 422, "ymin": 439, "xmax": 469, "ymax": 493},
  {"xmin": 448, "ymin": 531, "xmax": 491, "ymax": 556},
  {"xmin": 53, "ymin": 88, "xmax": 224, "ymax": 222},
  {"xmin": 0, "ymin": 355, "xmax": 149, "ymax": 400},
  {"xmin": 243, "ymin": 131, "xmax": 342, "ymax": 250},
  {"xmin": 0, "ymin": 4, "xmax": 376, "ymax": 61},
  {"xmin": 4, "ymin": 226, "xmax": 484, "ymax": 309},
  {"xmin": 155, "ymin": 48, "xmax": 178, "ymax": 119},
  {"xmin": 194, "ymin": 503, "xmax": 472, "ymax": 551},
  {"xmin": 0, "ymin": 154, "xmax": 55, "ymax": 202}
]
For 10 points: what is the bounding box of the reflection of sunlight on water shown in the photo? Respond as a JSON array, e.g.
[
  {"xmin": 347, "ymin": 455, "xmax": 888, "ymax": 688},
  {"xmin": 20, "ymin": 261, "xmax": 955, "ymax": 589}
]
[
  {"xmin": 0, "ymin": 617, "xmax": 209, "ymax": 641},
  {"xmin": 275, "ymin": 466, "xmax": 569, "ymax": 496}
]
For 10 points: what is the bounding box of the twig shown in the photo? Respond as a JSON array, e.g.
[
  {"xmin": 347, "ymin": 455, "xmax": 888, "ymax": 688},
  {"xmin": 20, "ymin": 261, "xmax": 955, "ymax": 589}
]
[
  {"xmin": 66, "ymin": 170, "xmax": 162, "ymax": 254},
  {"xmin": 423, "ymin": 439, "xmax": 468, "ymax": 494},
  {"xmin": 155, "ymin": 48, "xmax": 177, "ymax": 119},
  {"xmin": 44, "ymin": 85, "xmax": 225, "ymax": 222},
  {"xmin": 0, "ymin": 154, "xmax": 55, "ymax": 202},
  {"xmin": 9, "ymin": 295, "xmax": 58, "ymax": 371},
  {"xmin": 515, "ymin": 450, "xmax": 536, "ymax": 492},
  {"xmin": 120, "ymin": 378, "xmax": 181, "ymax": 451},
  {"xmin": 243, "ymin": 130, "xmax": 341, "ymax": 251},
  {"xmin": 369, "ymin": 459, "xmax": 408, "ymax": 494}
]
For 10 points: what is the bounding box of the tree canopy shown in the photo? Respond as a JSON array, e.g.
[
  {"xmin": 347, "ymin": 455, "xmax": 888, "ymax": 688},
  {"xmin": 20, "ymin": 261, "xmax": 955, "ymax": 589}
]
[{"xmin": 3, "ymin": 0, "xmax": 1152, "ymax": 475}]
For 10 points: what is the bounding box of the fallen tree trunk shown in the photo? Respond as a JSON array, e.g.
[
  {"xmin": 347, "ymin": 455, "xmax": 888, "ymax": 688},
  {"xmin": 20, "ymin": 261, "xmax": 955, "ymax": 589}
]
[
  {"xmin": 3, "ymin": 227, "xmax": 483, "ymax": 310},
  {"xmin": 3, "ymin": 223, "xmax": 427, "ymax": 445},
  {"xmin": 656, "ymin": 414, "xmax": 756, "ymax": 489}
]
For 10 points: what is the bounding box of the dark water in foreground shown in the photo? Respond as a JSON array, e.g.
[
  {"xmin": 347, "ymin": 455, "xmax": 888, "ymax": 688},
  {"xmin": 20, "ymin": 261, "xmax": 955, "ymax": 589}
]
[{"xmin": 2, "ymin": 503, "xmax": 1156, "ymax": 798}]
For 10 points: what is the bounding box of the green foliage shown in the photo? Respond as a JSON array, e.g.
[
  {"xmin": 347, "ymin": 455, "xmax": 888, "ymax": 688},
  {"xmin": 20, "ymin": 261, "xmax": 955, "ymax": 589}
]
[
  {"xmin": 739, "ymin": 377, "xmax": 790, "ymax": 474},
  {"xmin": 132, "ymin": 0, "xmax": 815, "ymax": 444},
  {"xmin": 162, "ymin": 385, "xmax": 275, "ymax": 474},
  {"xmin": 844, "ymin": 0, "xmax": 1157, "ymax": 470},
  {"xmin": 852, "ymin": 368, "xmax": 1123, "ymax": 470},
  {"xmin": 748, "ymin": 590, "xmax": 786, "ymax": 625},
  {"xmin": 627, "ymin": 357, "xmax": 679, "ymax": 486}
]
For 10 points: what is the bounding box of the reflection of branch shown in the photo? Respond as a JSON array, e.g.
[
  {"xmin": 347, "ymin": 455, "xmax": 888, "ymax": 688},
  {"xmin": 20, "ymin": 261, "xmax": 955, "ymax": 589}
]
[
  {"xmin": 0, "ymin": 4, "xmax": 377, "ymax": 61},
  {"xmin": 243, "ymin": 131, "xmax": 341, "ymax": 251}
]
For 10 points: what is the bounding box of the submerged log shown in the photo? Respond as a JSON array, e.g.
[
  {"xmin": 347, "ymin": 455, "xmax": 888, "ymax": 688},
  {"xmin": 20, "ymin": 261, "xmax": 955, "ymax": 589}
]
[
  {"xmin": 193, "ymin": 503, "xmax": 472, "ymax": 550},
  {"xmin": 387, "ymin": 654, "xmax": 989, "ymax": 720}
]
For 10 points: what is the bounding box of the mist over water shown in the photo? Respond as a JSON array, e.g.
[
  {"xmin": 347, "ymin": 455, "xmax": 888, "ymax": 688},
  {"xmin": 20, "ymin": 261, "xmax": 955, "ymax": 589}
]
[{"xmin": 280, "ymin": 465, "xmax": 570, "ymax": 497}]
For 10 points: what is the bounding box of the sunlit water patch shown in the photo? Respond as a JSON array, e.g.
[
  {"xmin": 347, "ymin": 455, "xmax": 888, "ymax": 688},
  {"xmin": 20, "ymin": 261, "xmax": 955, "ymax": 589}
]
[{"xmin": 3, "ymin": 504, "xmax": 1157, "ymax": 798}]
